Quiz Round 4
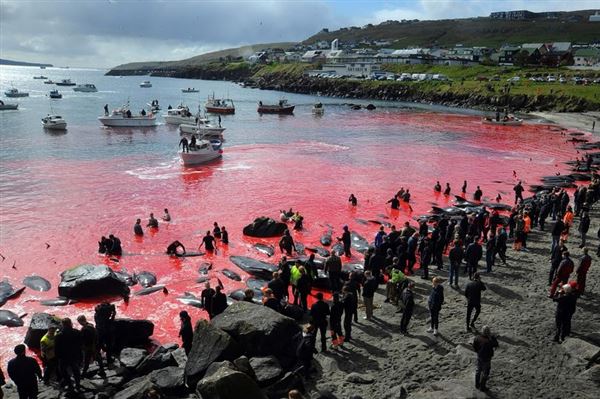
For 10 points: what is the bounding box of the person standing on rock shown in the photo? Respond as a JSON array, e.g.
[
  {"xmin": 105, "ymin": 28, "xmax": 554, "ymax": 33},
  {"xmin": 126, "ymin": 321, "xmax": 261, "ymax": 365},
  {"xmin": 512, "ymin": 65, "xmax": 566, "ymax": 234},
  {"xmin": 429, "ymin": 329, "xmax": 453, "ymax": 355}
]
[
  {"xmin": 178, "ymin": 311, "xmax": 193, "ymax": 355},
  {"xmin": 55, "ymin": 318, "xmax": 83, "ymax": 392},
  {"xmin": 77, "ymin": 315, "xmax": 105, "ymax": 378},
  {"xmin": 342, "ymin": 285, "xmax": 356, "ymax": 342},
  {"xmin": 268, "ymin": 272, "xmax": 286, "ymax": 302},
  {"xmin": 200, "ymin": 282, "xmax": 216, "ymax": 319},
  {"xmin": 576, "ymin": 248, "xmax": 592, "ymax": 295},
  {"xmin": 552, "ymin": 284, "xmax": 578, "ymax": 343},
  {"xmin": 40, "ymin": 325, "xmax": 58, "ymax": 385},
  {"xmin": 400, "ymin": 281, "xmax": 415, "ymax": 334},
  {"xmin": 94, "ymin": 301, "xmax": 116, "ymax": 365},
  {"xmin": 465, "ymin": 273, "xmax": 487, "ymax": 331},
  {"xmin": 362, "ymin": 271, "xmax": 378, "ymax": 321},
  {"xmin": 7, "ymin": 344, "xmax": 42, "ymax": 399},
  {"xmin": 324, "ymin": 252, "xmax": 343, "ymax": 293},
  {"xmin": 473, "ymin": 325, "xmax": 499, "ymax": 392},
  {"xmin": 427, "ymin": 277, "xmax": 444, "ymax": 336},
  {"xmin": 310, "ymin": 292, "xmax": 330, "ymax": 352},
  {"xmin": 211, "ymin": 285, "xmax": 228, "ymax": 317}
]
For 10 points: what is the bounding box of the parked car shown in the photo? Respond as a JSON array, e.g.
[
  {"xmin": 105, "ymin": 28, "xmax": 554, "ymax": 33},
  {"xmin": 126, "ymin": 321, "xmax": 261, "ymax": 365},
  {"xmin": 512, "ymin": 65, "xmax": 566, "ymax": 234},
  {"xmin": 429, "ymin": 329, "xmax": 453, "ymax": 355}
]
[
  {"xmin": 547, "ymin": 75, "xmax": 557, "ymax": 82},
  {"xmin": 507, "ymin": 76, "xmax": 520, "ymax": 82},
  {"xmin": 559, "ymin": 76, "xmax": 567, "ymax": 84}
]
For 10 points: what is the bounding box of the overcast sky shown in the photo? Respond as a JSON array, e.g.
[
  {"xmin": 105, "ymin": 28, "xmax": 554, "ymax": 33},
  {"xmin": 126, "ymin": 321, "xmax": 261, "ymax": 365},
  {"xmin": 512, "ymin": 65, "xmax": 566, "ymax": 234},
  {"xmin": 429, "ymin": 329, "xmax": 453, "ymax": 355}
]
[{"xmin": 1, "ymin": 0, "xmax": 597, "ymax": 68}]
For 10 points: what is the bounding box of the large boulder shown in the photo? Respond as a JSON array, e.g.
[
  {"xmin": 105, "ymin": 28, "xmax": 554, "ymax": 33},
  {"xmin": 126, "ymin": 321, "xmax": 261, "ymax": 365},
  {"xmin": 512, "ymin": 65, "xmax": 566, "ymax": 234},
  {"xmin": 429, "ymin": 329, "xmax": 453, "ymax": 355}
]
[
  {"xmin": 243, "ymin": 217, "xmax": 287, "ymax": 238},
  {"xmin": 196, "ymin": 366, "xmax": 267, "ymax": 399},
  {"xmin": 58, "ymin": 264, "xmax": 130, "ymax": 299},
  {"xmin": 212, "ymin": 301, "xmax": 301, "ymax": 364},
  {"xmin": 229, "ymin": 256, "xmax": 278, "ymax": 280},
  {"xmin": 136, "ymin": 345, "xmax": 177, "ymax": 375},
  {"xmin": 249, "ymin": 356, "xmax": 283, "ymax": 387},
  {"xmin": 119, "ymin": 348, "xmax": 148, "ymax": 369},
  {"xmin": 562, "ymin": 337, "xmax": 600, "ymax": 366},
  {"xmin": 113, "ymin": 319, "xmax": 154, "ymax": 349},
  {"xmin": 185, "ymin": 319, "xmax": 241, "ymax": 388},
  {"xmin": 148, "ymin": 366, "xmax": 185, "ymax": 393},
  {"xmin": 24, "ymin": 312, "xmax": 61, "ymax": 349}
]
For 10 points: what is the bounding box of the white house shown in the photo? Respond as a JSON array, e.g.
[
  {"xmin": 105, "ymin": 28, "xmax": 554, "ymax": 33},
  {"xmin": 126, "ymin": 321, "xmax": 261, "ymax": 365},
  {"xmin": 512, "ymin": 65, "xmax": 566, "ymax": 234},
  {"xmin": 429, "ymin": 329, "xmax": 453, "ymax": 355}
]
[{"xmin": 321, "ymin": 62, "xmax": 381, "ymax": 77}]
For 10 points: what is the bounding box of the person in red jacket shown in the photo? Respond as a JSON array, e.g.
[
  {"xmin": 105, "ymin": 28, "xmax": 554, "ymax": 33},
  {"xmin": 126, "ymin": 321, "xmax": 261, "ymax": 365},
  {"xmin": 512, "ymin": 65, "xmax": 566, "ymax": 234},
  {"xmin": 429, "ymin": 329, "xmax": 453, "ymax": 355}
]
[{"xmin": 549, "ymin": 251, "xmax": 574, "ymax": 297}]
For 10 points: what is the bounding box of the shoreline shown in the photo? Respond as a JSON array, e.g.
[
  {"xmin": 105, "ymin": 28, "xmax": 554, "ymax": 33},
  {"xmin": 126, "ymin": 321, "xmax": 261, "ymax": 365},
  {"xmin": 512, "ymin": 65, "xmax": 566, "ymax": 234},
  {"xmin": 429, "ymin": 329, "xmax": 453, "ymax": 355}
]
[{"xmin": 529, "ymin": 111, "xmax": 600, "ymax": 134}]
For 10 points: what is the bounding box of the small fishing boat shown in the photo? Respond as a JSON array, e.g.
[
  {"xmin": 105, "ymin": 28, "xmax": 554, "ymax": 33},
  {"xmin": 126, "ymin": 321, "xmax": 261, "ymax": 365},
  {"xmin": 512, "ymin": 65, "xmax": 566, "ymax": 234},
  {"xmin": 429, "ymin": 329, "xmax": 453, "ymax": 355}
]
[
  {"xmin": 0, "ymin": 101, "xmax": 18, "ymax": 110},
  {"xmin": 140, "ymin": 81, "xmax": 152, "ymax": 88},
  {"xmin": 180, "ymin": 119, "xmax": 225, "ymax": 140},
  {"xmin": 179, "ymin": 139, "xmax": 222, "ymax": 166},
  {"xmin": 73, "ymin": 83, "xmax": 97, "ymax": 92},
  {"xmin": 312, "ymin": 102, "xmax": 324, "ymax": 115},
  {"xmin": 42, "ymin": 114, "xmax": 67, "ymax": 130},
  {"xmin": 205, "ymin": 95, "xmax": 235, "ymax": 114},
  {"xmin": 257, "ymin": 99, "xmax": 295, "ymax": 114},
  {"xmin": 55, "ymin": 79, "xmax": 76, "ymax": 86},
  {"xmin": 482, "ymin": 116, "xmax": 523, "ymax": 126},
  {"xmin": 4, "ymin": 88, "xmax": 29, "ymax": 97},
  {"xmin": 33, "ymin": 75, "xmax": 48, "ymax": 79},
  {"xmin": 163, "ymin": 105, "xmax": 197, "ymax": 125},
  {"xmin": 49, "ymin": 90, "xmax": 62, "ymax": 99},
  {"xmin": 181, "ymin": 88, "xmax": 199, "ymax": 93},
  {"xmin": 44, "ymin": 80, "xmax": 54, "ymax": 84},
  {"xmin": 98, "ymin": 104, "xmax": 157, "ymax": 127}
]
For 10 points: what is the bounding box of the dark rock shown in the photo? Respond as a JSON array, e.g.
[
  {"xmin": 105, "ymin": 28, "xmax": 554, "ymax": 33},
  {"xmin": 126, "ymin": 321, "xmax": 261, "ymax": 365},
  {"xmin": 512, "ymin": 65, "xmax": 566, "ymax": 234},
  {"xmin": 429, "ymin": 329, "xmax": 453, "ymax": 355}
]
[
  {"xmin": 365, "ymin": 104, "xmax": 376, "ymax": 110},
  {"xmin": 0, "ymin": 309, "xmax": 23, "ymax": 327},
  {"xmin": 148, "ymin": 366, "xmax": 185, "ymax": 393},
  {"xmin": 171, "ymin": 347, "xmax": 188, "ymax": 368},
  {"xmin": 119, "ymin": 348, "xmax": 148, "ymax": 369},
  {"xmin": 113, "ymin": 319, "xmax": 154, "ymax": 349},
  {"xmin": 24, "ymin": 312, "xmax": 61, "ymax": 349},
  {"xmin": 196, "ymin": 366, "xmax": 267, "ymax": 399},
  {"xmin": 58, "ymin": 264, "xmax": 130, "ymax": 299},
  {"xmin": 243, "ymin": 217, "xmax": 288, "ymax": 238},
  {"xmin": 204, "ymin": 360, "xmax": 235, "ymax": 378},
  {"xmin": 212, "ymin": 301, "xmax": 301, "ymax": 363},
  {"xmin": 345, "ymin": 372, "xmax": 375, "ymax": 384},
  {"xmin": 229, "ymin": 256, "xmax": 278, "ymax": 280},
  {"xmin": 135, "ymin": 345, "xmax": 177, "ymax": 375},
  {"xmin": 113, "ymin": 375, "xmax": 153, "ymax": 399},
  {"xmin": 263, "ymin": 371, "xmax": 304, "ymax": 399},
  {"xmin": 249, "ymin": 356, "xmax": 283, "ymax": 387},
  {"xmin": 281, "ymin": 304, "xmax": 304, "ymax": 321},
  {"xmin": 22, "ymin": 275, "xmax": 51, "ymax": 291},
  {"xmin": 185, "ymin": 319, "xmax": 241, "ymax": 388},
  {"xmin": 233, "ymin": 356, "xmax": 257, "ymax": 380}
]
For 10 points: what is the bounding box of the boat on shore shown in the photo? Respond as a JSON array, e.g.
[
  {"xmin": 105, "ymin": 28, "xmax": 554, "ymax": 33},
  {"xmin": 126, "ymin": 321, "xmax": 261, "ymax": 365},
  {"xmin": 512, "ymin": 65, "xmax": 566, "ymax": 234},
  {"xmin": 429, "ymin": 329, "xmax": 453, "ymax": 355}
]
[
  {"xmin": 163, "ymin": 105, "xmax": 197, "ymax": 125},
  {"xmin": 180, "ymin": 119, "xmax": 225, "ymax": 140},
  {"xmin": 4, "ymin": 88, "xmax": 29, "ymax": 98},
  {"xmin": 312, "ymin": 102, "xmax": 324, "ymax": 115},
  {"xmin": 482, "ymin": 116, "xmax": 523, "ymax": 126},
  {"xmin": 49, "ymin": 90, "xmax": 62, "ymax": 99},
  {"xmin": 179, "ymin": 139, "xmax": 222, "ymax": 166},
  {"xmin": 0, "ymin": 101, "xmax": 18, "ymax": 110},
  {"xmin": 56, "ymin": 79, "xmax": 76, "ymax": 86},
  {"xmin": 73, "ymin": 83, "xmax": 97, "ymax": 92},
  {"xmin": 98, "ymin": 104, "xmax": 157, "ymax": 127},
  {"xmin": 205, "ymin": 95, "xmax": 235, "ymax": 114},
  {"xmin": 257, "ymin": 99, "xmax": 295, "ymax": 114},
  {"xmin": 42, "ymin": 114, "xmax": 67, "ymax": 130},
  {"xmin": 33, "ymin": 75, "xmax": 48, "ymax": 79},
  {"xmin": 182, "ymin": 88, "xmax": 199, "ymax": 93},
  {"xmin": 140, "ymin": 81, "xmax": 152, "ymax": 88}
]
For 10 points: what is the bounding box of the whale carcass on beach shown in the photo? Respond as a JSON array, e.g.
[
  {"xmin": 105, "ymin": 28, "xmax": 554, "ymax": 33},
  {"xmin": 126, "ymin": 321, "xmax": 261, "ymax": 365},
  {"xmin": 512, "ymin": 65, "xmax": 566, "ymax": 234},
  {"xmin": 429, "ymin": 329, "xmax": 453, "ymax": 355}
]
[
  {"xmin": 229, "ymin": 256, "xmax": 278, "ymax": 280},
  {"xmin": 23, "ymin": 275, "xmax": 51, "ymax": 291},
  {"xmin": 0, "ymin": 309, "xmax": 24, "ymax": 327}
]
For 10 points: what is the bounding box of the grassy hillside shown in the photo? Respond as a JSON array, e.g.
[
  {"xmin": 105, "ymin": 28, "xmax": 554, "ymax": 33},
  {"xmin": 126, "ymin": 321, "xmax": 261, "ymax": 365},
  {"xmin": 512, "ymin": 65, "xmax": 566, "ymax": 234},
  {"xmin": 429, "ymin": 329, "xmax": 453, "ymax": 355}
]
[
  {"xmin": 306, "ymin": 10, "xmax": 600, "ymax": 48},
  {"xmin": 110, "ymin": 42, "xmax": 295, "ymax": 71}
]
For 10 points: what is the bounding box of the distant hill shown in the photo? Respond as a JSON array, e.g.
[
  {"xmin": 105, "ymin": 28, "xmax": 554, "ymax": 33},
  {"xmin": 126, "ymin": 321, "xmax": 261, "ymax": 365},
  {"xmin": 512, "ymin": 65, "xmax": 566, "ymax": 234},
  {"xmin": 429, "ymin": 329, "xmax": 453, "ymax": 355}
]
[
  {"xmin": 305, "ymin": 9, "xmax": 600, "ymax": 48},
  {"xmin": 109, "ymin": 42, "xmax": 295, "ymax": 72},
  {"xmin": 0, "ymin": 58, "xmax": 53, "ymax": 67}
]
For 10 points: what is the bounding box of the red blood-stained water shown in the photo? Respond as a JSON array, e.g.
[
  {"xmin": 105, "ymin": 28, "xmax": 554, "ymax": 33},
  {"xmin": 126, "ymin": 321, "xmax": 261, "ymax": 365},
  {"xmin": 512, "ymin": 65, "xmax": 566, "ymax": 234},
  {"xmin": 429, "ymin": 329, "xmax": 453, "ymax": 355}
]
[{"xmin": 0, "ymin": 111, "xmax": 589, "ymax": 361}]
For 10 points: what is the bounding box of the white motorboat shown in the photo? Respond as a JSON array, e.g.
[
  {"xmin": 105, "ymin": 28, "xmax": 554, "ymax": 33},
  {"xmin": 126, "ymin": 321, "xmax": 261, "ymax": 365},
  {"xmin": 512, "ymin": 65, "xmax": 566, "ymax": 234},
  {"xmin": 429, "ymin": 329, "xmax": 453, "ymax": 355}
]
[
  {"xmin": 312, "ymin": 102, "xmax": 324, "ymax": 115},
  {"xmin": 73, "ymin": 83, "xmax": 97, "ymax": 92},
  {"xmin": 179, "ymin": 139, "xmax": 222, "ymax": 166},
  {"xmin": 33, "ymin": 75, "xmax": 48, "ymax": 79},
  {"xmin": 140, "ymin": 81, "xmax": 152, "ymax": 88},
  {"xmin": 42, "ymin": 114, "xmax": 67, "ymax": 130},
  {"xmin": 0, "ymin": 101, "xmax": 18, "ymax": 110},
  {"xmin": 49, "ymin": 90, "xmax": 62, "ymax": 99},
  {"xmin": 179, "ymin": 119, "xmax": 225, "ymax": 140},
  {"xmin": 56, "ymin": 79, "xmax": 76, "ymax": 86},
  {"xmin": 163, "ymin": 105, "xmax": 197, "ymax": 125},
  {"xmin": 4, "ymin": 88, "xmax": 29, "ymax": 97},
  {"xmin": 98, "ymin": 104, "xmax": 157, "ymax": 127},
  {"xmin": 182, "ymin": 88, "xmax": 199, "ymax": 93},
  {"xmin": 482, "ymin": 116, "xmax": 523, "ymax": 126}
]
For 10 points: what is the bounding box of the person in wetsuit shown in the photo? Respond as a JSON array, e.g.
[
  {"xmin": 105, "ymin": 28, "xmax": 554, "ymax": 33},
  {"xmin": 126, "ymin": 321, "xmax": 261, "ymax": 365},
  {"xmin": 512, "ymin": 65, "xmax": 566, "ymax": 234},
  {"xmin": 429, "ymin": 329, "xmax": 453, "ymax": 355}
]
[
  {"xmin": 166, "ymin": 240, "xmax": 186, "ymax": 255},
  {"xmin": 147, "ymin": 213, "xmax": 158, "ymax": 228},
  {"xmin": 179, "ymin": 137, "xmax": 189, "ymax": 153},
  {"xmin": 387, "ymin": 196, "xmax": 400, "ymax": 210},
  {"xmin": 199, "ymin": 231, "xmax": 216, "ymax": 252},
  {"xmin": 434, "ymin": 181, "xmax": 442, "ymax": 192}
]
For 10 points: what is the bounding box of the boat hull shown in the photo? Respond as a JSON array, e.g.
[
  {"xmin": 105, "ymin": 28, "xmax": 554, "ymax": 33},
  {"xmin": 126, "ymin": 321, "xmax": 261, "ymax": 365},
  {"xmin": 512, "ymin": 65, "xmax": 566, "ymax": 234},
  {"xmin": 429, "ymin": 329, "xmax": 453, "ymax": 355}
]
[
  {"xmin": 43, "ymin": 122, "xmax": 67, "ymax": 130},
  {"xmin": 5, "ymin": 93, "xmax": 28, "ymax": 98},
  {"xmin": 179, "ymin": 150, "xmax": 222, "ymax": 166},
  {"xmin": 0, "ymin": 104, "xmax": 18, "ymax": 110},
  {"xmin": 180, "ymin": 123, "xmax": 225, "ymax": 135},
  {"xmin": 257, "ymin": 105, "xmax": 295, "ymax": 114},
  {"xmin": 164, "ymin": 115, "xmax": 196, "ymax": 125},
  {"xmin": 55, "ymin": 83, "xmax": 76, "ymax": 86},
  {"xmin": 73, "ymin": 88, "xmax": 97, "ymax": 93},
  {"xmin": 98, "ymin": 116, "xmax": 157, "ymax": 127},
  {"xmin": 205, "ymin": 106, "xmax": 235, "ymax": 115}
]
